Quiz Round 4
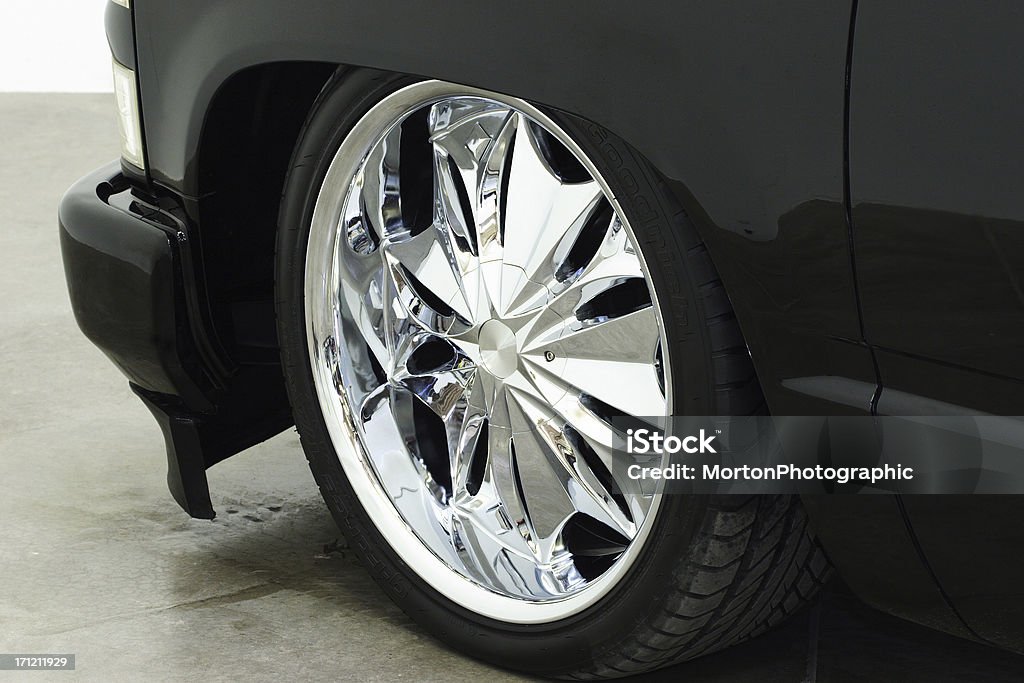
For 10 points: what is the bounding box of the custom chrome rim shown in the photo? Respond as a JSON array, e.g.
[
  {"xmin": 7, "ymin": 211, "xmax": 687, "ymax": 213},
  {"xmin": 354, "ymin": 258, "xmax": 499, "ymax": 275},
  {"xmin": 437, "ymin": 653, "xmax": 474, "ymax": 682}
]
[{"xmin": 305, "ymin": 81, "xmax": 671, "ymax": 623}]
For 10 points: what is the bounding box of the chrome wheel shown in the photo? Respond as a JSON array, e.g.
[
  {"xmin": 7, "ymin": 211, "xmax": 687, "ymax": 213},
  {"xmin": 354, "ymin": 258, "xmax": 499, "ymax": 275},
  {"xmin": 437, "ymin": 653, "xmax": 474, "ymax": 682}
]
[{"xmin": 305, "ymin": 81, "xmax": 671, "ymax": 622}]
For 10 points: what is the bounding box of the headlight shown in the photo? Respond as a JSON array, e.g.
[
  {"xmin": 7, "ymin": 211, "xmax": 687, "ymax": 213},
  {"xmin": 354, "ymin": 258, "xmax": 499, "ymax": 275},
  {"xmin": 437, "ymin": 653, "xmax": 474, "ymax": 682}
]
[
  {"xmin": 111, "ymin": 0, "xmax": 130, "ymax": 8},
  {"xmin": 112, "ymin": 59, "xmax": 145, "ymax": 169}
]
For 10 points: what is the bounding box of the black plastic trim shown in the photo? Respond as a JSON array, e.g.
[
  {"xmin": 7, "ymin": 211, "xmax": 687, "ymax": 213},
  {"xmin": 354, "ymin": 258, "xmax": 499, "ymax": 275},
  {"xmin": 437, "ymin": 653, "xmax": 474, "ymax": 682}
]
[
  {"xmin": 60, "ymin": 163, "xmax": 294, "ymax": 519},
  {"xmin": 59, "ymin": 163, "xmax": 211, "ymax": 410}
]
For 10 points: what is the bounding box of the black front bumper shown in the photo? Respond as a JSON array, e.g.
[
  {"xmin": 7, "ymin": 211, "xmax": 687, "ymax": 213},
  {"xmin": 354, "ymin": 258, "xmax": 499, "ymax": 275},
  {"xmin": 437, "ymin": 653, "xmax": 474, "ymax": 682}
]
[
  {"xmin": 59, "ymin": 164, "xmax": 292, "ymax": 519},
  {"xmin": 59, "ymin": 163, "xmax": 211, "ymax": 406}
]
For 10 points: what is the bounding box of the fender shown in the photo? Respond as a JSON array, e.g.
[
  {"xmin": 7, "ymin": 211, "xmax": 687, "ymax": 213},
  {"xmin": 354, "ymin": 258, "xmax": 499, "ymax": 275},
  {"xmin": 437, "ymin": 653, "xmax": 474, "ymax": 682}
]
[{"xmin": 133, "ymin": 0, "xmax": 875, "ymax": 419}]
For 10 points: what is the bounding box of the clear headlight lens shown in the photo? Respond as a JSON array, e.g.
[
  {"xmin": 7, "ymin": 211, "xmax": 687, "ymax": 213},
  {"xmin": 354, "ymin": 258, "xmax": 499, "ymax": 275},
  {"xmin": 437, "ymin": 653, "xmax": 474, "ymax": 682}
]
[
  {"xmin": 112, "ymin": 59, "xmax": 145, "ymax": 169},
  {"xmin": 111, "ymin": 0, "xmax": 130, "ymax": 8}
]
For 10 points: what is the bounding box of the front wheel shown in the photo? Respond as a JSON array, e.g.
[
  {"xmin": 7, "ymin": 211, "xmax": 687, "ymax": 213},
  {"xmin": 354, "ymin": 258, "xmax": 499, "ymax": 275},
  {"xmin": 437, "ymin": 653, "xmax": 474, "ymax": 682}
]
[{"xmin": 275, "ymin": 70, "xmax": 831, "ymax": 678}]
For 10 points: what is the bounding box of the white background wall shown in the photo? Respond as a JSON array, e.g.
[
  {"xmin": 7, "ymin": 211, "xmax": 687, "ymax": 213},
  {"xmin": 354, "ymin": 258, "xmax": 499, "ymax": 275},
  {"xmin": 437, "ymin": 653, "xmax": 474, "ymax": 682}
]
[{"xmin": 0, "ymin": 0, "xmax": 113, "ymax": 92}]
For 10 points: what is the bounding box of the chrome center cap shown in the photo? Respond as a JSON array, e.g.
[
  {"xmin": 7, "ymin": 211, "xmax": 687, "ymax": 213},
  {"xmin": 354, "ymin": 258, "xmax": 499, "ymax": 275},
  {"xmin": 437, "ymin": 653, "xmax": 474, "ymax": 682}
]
[{"xmin": 478, "ymin": 319, "xmax": 518, "ymax": 379}]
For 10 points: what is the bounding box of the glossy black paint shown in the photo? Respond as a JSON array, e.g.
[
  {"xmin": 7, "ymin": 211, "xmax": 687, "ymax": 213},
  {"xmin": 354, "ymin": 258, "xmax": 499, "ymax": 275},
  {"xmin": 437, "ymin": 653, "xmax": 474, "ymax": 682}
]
[
  {"xmin": 850, "ymin": 0, "xmax": 1024, "ymax": 399},
  {"xmin": 104, "ymin": 1, "xmax": 134, "ymax": 70},
  {"xmin": 59, "ymin": 164, "xmax": 210, "ymax": 410},
  {"xmin": 850, "ymin": 1, "xmax": 1024, "ymax": 647},
  {"xmin": 60, "ymin": 0, "xmax": 1024, "ymax": 652}
]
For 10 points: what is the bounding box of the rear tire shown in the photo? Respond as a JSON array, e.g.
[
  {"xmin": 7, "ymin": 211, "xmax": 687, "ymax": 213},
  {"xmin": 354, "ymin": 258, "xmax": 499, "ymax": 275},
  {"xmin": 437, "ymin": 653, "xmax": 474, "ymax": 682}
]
[{"xmin": 275, "ymin": 69, "xmax": 831, "ymax": 678}]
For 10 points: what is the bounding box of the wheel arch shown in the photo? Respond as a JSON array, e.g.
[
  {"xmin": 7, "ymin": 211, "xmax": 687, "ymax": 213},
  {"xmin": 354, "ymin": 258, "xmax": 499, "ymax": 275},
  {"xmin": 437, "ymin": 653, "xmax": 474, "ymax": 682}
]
[{"xmin": 193, "ymin": 61, "xmax": 336, "ymax": 364}]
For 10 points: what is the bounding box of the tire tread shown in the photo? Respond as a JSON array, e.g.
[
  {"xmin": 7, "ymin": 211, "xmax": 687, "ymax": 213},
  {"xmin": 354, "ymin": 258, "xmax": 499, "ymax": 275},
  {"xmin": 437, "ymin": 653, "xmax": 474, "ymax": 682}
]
[{"xmin": 564, "ymin": 164, "xmax": 832, "ymax": 679}]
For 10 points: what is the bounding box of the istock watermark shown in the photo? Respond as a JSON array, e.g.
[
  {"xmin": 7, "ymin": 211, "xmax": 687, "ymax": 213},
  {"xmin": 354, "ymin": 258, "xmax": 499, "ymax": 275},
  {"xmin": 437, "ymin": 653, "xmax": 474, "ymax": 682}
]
[
  {"xmin": 610, "ymin": 415, "xmax": 1024, "ymax": 495},
  {"xmin": 626, "ymin": 428, "xmax": 717, "ymax": 454},
  {"xmin": 625, "ymin": 462, "xmax": 915, "ymax": 485}
]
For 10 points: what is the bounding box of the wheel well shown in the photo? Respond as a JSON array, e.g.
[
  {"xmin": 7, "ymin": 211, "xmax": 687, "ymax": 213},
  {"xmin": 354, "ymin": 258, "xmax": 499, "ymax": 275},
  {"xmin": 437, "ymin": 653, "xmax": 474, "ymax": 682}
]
[
  {"xmin": 195, "ymin": 61, "xmax": 337, "ymax": 364},
  {"xmin": 145, "ymin": 63, "xmax": 338, "ymax": 517}
]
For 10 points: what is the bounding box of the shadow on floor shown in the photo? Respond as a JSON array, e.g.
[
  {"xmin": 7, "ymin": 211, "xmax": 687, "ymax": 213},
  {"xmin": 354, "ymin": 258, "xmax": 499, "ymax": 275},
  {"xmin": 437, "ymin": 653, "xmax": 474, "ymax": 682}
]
[{"xmin": 201, "ymin": 485, "xmax": 1024, "ymax": 682}]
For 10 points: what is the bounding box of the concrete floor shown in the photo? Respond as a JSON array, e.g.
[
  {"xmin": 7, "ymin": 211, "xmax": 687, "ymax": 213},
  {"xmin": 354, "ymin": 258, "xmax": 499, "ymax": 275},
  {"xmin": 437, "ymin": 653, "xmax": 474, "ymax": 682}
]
[{"xmin": 3, "ymin": 94, "xmax": 1024, "ymax": 682}]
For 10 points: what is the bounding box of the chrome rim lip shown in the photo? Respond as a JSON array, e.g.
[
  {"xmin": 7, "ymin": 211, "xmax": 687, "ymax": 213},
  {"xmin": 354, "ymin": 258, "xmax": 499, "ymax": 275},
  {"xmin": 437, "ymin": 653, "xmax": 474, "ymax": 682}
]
[{"xmin": 304, "ymin": 80, "xmax": 673, "ymax": 624}]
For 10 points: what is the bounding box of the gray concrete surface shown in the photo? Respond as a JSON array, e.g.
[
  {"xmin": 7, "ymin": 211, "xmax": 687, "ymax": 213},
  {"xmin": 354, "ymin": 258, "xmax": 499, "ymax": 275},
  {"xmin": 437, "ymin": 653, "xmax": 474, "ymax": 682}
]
[{"xmin": 3, "ymin": 94, "xmax": 1024, "ymax": 682}]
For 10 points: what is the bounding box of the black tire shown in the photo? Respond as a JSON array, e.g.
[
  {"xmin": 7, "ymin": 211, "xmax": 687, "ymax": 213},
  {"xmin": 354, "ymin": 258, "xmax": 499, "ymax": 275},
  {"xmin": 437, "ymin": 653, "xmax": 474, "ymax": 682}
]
[{"xmin": 275, "ymin": 69, "xmax": 832, "ymax": 679}]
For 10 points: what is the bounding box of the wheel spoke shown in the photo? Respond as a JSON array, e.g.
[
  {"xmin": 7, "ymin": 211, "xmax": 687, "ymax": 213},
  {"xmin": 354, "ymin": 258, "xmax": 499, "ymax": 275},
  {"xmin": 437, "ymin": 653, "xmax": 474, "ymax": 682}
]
[
  {"xmin": 514, "ymin": 385, "xmax": 643, "ymax": 540},
  {"xmin": 429, "ymin": 99, "xmax": 515, "ymax": 257},
  {"xmin": 538, "ymin": 215, "xmax": 646, "ymax": 324},
  {"xmin": 448, "ymin": 377, "xmax": 488, "ymax": 496},
  {"xmin": 395, "ymin": 369, "xmax": 475, "ymax": 420},
  {"xmin": 500, "ymin": 116, "xmax": 604, "ymax": 312},
  {"xmin": 429, "ymin": 98, "xmax": 514, "ymax": 172},
  {"xmin": 383, "ymin": 229, "xmax": 474, "ymax": 331},
  {"xmin": 335, "ymin": 253, "xmax": 391, "ymax": 384},
  {"xmin": 357, "ymin": 384, "xmax": 432, "ymax": 503},
  {"xmin": 479, "ymin": 393, "xmax": 535, "ymax": 551},
  {"xmin": 434, "ymin": 147, "xmax": 479, "ymax": 258},
  {"xmin": 547, "ymin": 390, "xmax": 656, "ymax": 529},
  {"xmin": 390, "ymin": 331, "xmax": 476, "ymax": 420},
  {"xmin": 360, "ymin": 123, "xmax": 404, "ymax": 241},
  {"xmin": 475, "ymin": 111, "xmax": 518, "ymax": 261},
  {"xmin": 523, "ymin": 306, "xmax": 665, "ymax": 417},
  {"xmin": 505, "ymin": 389, "xmax": 580, "ymax": 556},
  {"xmin": 508, "ymin": 212, "xmax": 645, "ymax": 352},
  {"xmin": 429, "ymin": 102, "xmax": 523, "ymax": 323}
]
